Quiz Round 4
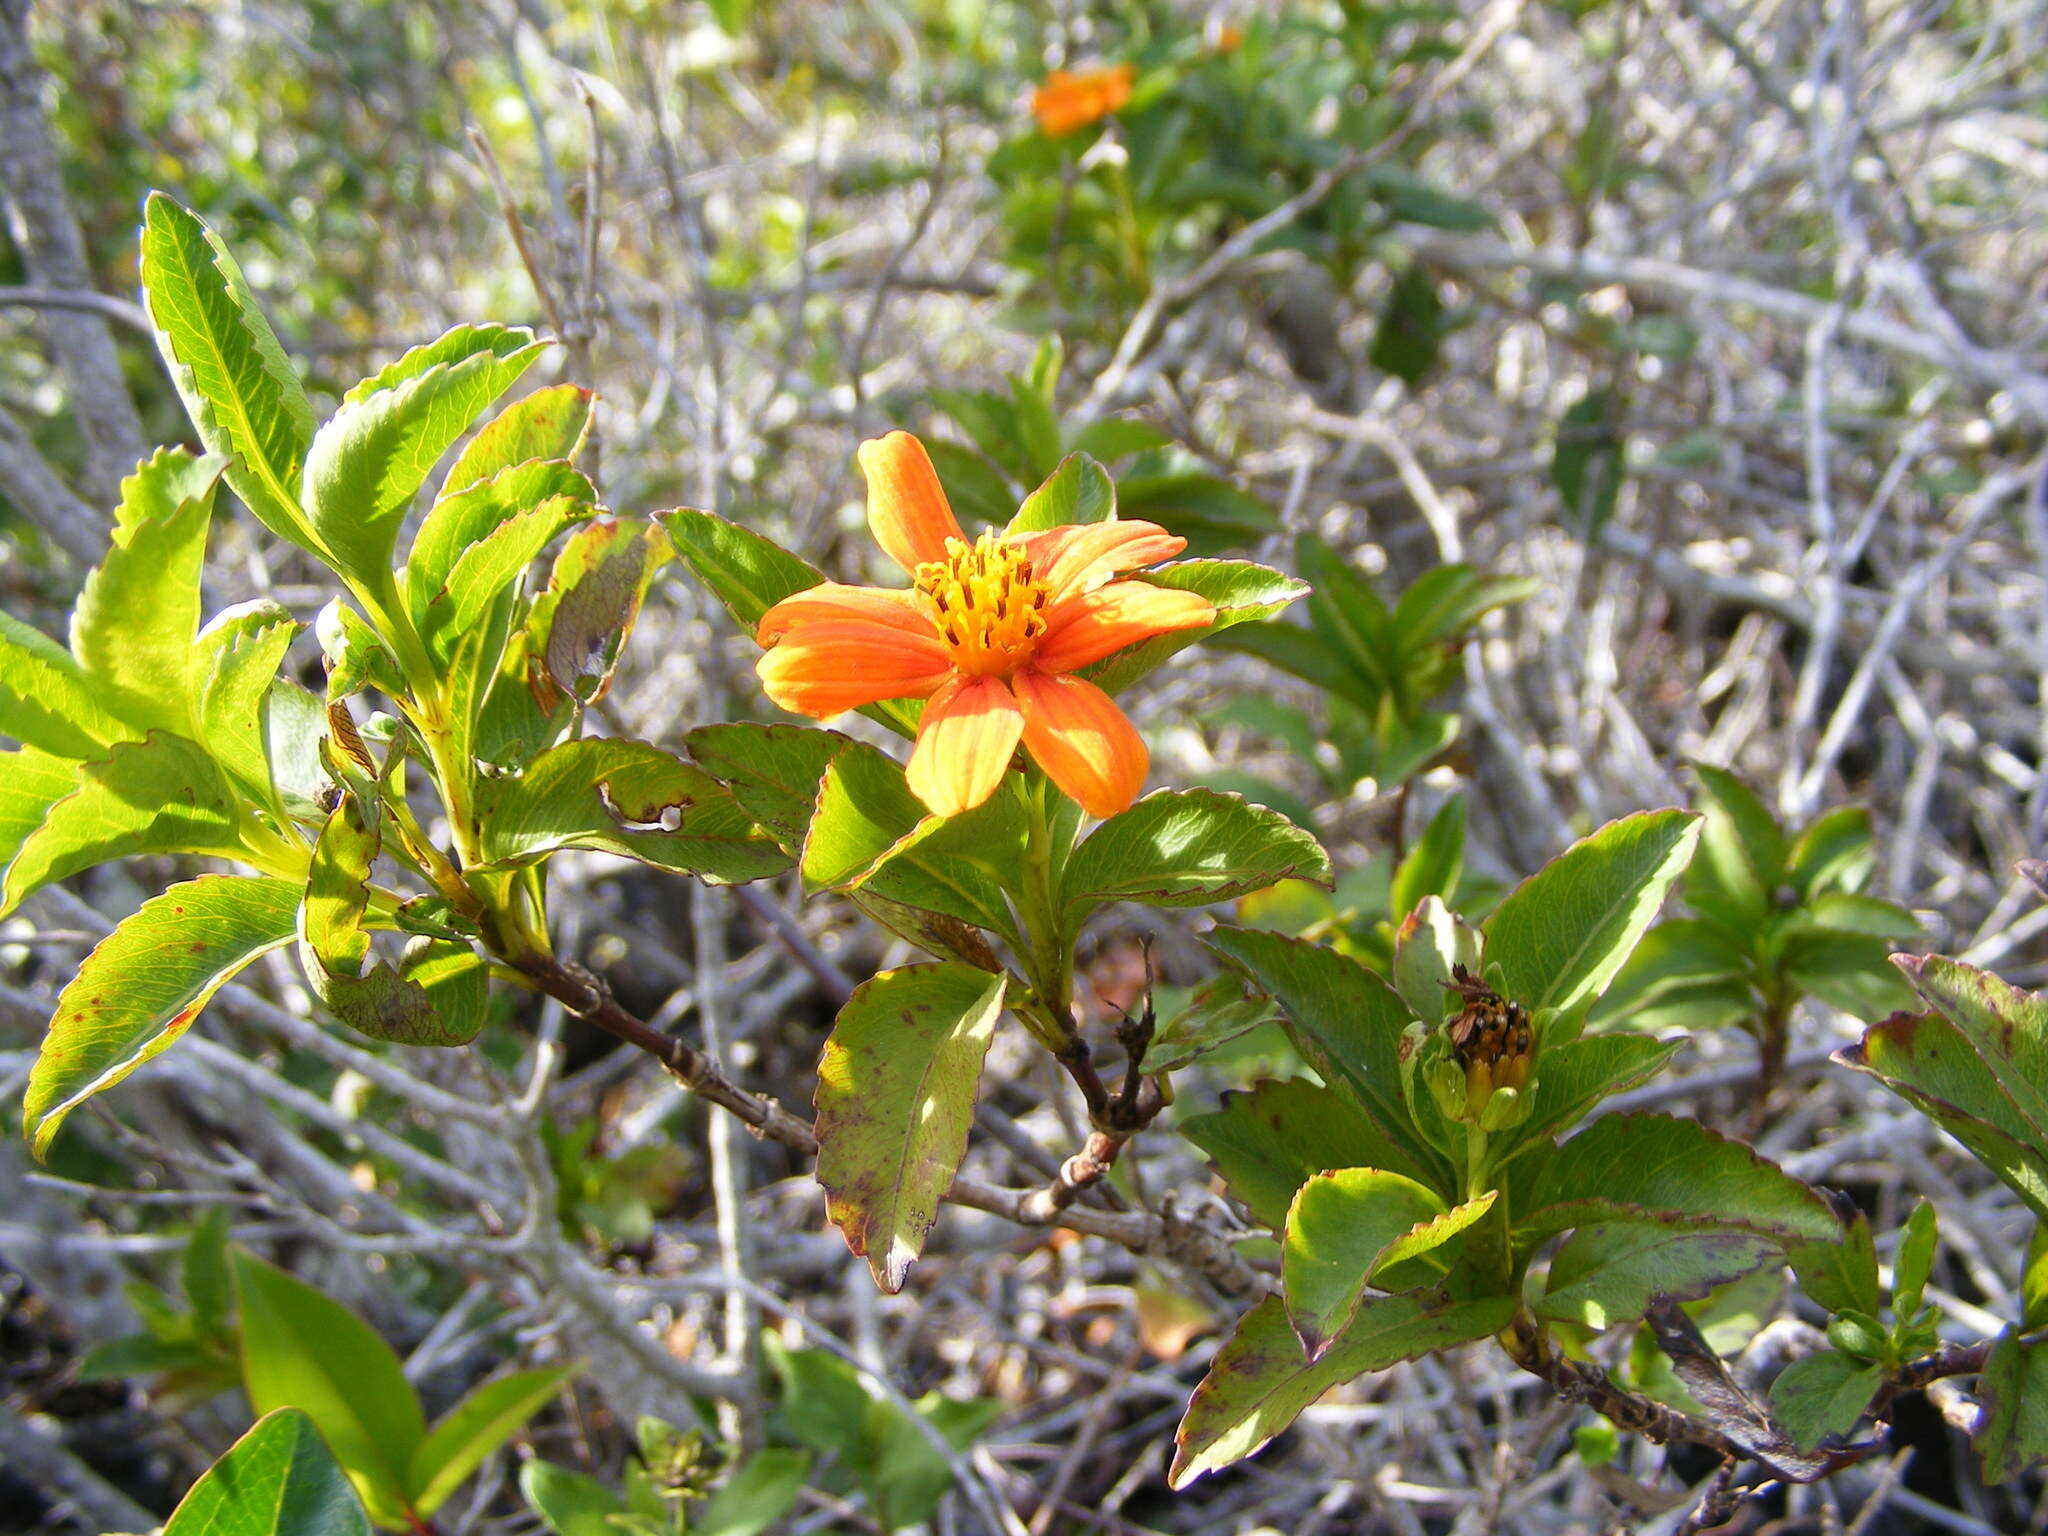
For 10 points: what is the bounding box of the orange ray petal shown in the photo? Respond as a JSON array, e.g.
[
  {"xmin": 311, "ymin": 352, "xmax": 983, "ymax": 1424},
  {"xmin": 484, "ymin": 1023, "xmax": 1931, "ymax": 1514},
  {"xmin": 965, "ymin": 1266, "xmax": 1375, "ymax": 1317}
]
[
  {"xmin": 1019, "ymin": 520, "xmax": 1186, "ymax": 602},
  {"xmin": 858, "ymin": 432, "xmax": 964, "ymax": 574},
  {"xmin": 757, "ymin": 621, "xmax": 953, "ymax": 717},
  {"xmin": 1013, "ymin": 668, "xmax": 1148, "ymax": 819},
  {"xmin": 906, "ymin": 675, "xmax": 1025, "ymax": 818},
  {"xmin": 1034, "ymin": 582, "xmax": 1216, "ymax": 674},
  {"xmin": 757, "ymin": 582, "xmax": 936, "ymax": 645}
]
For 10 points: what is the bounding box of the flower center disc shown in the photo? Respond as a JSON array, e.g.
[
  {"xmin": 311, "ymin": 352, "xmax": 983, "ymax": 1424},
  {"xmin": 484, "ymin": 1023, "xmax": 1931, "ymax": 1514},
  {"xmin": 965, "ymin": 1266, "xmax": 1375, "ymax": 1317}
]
[{"xmin": 915, "ymin": 533, "xmax": 1052, "ymax": 678}]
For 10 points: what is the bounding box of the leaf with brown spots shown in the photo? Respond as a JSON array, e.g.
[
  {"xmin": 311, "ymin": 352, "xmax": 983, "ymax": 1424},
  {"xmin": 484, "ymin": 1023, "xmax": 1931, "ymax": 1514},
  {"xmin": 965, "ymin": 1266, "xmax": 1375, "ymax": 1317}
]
[
  {"xmin": 24, "ymin": 875, "xmax": 302, "ymax": 1157},
  {"xmin": 813, "ymin": 963, "xmax": 1007, "ymax": 1292}
]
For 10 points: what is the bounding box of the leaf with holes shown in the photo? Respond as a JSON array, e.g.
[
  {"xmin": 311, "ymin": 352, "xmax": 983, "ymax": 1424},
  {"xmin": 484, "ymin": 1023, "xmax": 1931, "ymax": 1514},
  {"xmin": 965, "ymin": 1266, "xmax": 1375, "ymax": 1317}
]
[{"xmin": 477, "ymin": 737, "xmax": 787, "ymax": 884}]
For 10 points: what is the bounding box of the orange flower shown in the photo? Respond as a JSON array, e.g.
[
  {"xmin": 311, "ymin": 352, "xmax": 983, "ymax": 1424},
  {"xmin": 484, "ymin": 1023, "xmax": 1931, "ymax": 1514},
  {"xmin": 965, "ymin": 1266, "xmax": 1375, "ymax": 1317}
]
[
  {"xmin": 756, "ymin": 432, "xmax": 1214, "ymax": 820},
  {"xmin": 1209, "ymin": 22, "xmax": 1244, "ymax": 54},
  {"xmin": 1032, "ymin": 63, "xmax": 1136, "ymax": 138}
]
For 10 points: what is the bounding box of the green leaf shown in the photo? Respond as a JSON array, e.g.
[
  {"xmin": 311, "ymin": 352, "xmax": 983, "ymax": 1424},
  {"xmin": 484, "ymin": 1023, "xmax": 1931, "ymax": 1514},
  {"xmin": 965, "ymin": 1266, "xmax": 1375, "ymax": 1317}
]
[
  {"xmin": 234, "ymin": 1250, "xmax": 425, "ymax": 1528},
  {"xmin": 1183, "ymin": 1077, "xmax": 1439, "ymax": 1230},
  {"xmin": 1071, "ymin": 418, "xmax": 1174, "ymax": 462},
  {"xmin": 1894, "ymin": 1200, "xmax": 1938, "ymax": 1319},
  {"xmin": 1369, "ymin": 262, "xmax": 1447, "ymax": 386},
  {"xmin": 1785, "ymin": 806, "xmax": 1876, "ymax": 899},
  {"xmin": 196, "ymin": 601, "xmax": 300, "ymax": 805},
  {"xmin": 1169, "ymin": 1291, "xmax": 1516, "ymax": 1487},
  {"xmin": 163, "ymin": 1408, "xmax": 371, "ymax": 1536},
  {"xmin": 1204, "ymin": 619, "xmax": 1369, "ymax": 710},
  {"xmin": 1141, "ymin": 978, "xmax": 1280, "ymax": 1073},
  {"xmin": 1061, "ymin": 789, "xmax": 1330, "ymax": 920},
  {"xmin": 1781, "ymin": 927, "xmax": 1918, "ymax": 1020},
  {"xmin": 299, "ymin": 798, "xmax": 479, "ymax": 1048},
  {"xmin": 185, "ymin": 1208, "xmax": 232, "ymax": 1332},
  {"xmin": 1206, "ymin": 926, "xmax": 1450, "ymax": 1191},
  {"xmin": 70, "ymin": 447, "xmax": 225, "ymax": 729},
  {"xmin": 1591, "ymin": 918, "xmax": 1751, "ymax": 1028},
  {"xmin": 407, "ymin": 1363, "xmax": 579, "ymax": 1516},
  {"xmin": 23, "ymin": 875, "xmax": 301, "ymax": 1157},
  {"xmin": 920, "ymin": 438, "xmax": 1018, "ymax": 529},
  {"xmin": 1840, "ymin": 1008, "xmax": 2048, "ymax": 1220},
  {"xmin": 2023, "ymin": 1223, "xmax": 2048, "ymax": 1331},
  {"xmin": 477, "ymin": 737, "xmax": 788, "ymax": 884},
  {"xmin": 1505, "ymin": 1034, "xmax": 1682, "ymax": 1155},
  {"xmin": 1518, "ymin": 1112, "xmax": 1840, "ymax": 1245},
  {"xmin": 1981, "ymin": 1329, "xmax": 2048, "ymax": 1483},
  {"xmin": 1083, "ymin": 560, "xmax": 1308, "ymax": 696},
  {"xmin": 405, "ymin": 460, "xmax": 596, "ymax": 621},
  {"xmin": 442, "ymin": 382, "xmax": 593, "ymax": 499},
  {"xmin": 660, "ymin": 508, "xmax": 825, "ymax": 633},
  {"xmin": 1004, "ymin": 453, "xmax": 1115, "ymax": 535},
  {"xmin": 528, "ymin": 516, "xmax": 664, "ymax": 709},
  {"xmin": 1390, "ymin": 895, "xmax": 1484, "ymax": 1023},
  {"xmin": 695, "ymin": 1449, "xmax": 811, "ymax": 1536},
  {"xmin": 316, "ymin": 601, "xmax": 406, "ymax": 704},
  {"xmin": 799, "ymin": 742, "xmax": 1015, "ymax": 934},
  {"xmin": 0, "ymin": 747, "xmax": 83, "ymax": 880},
  {"xmin": 814, "ymin": 964, "xmax": 1006, "ymax": 1291},
  {"xmin": 1113, "ymin": 469, "xmax": 1279, "ymax": 554},
  {"xmin": 869, "ymin": 1392, "xmax": 1002, "ymax": 1531},
  {"xmin": 1552, "ymin": 386, "xmax": 1622, "ymax": 538},
  {"xmin": 1688, "ymin": 763, "xmax": 1785, "ymax": 930},
  {"xmin": 1389, "ymin": 566, "xmax": 1538, "ymax": 650},
  {"xmin": 140, "ymin": 194, "xmax": 319, "ymax": 553},
  {"xmin": 1390, "ymin": 796, "xmax": 1465, "ymax": 921},
  {"xmin": 2, "ymin": 733, "xmax": 249, "ymax": 917},
  {"xmin": 303, "ymin": 324, "xmax": 546, "ymax": 586},
  {"xmin": 1366, "ymin": 167, "xmax": 1495, "ymax": 230},
  {"xmin": 420, "ymin": 496, "xmax": 588, "ymax": 663},
  {"xmin": 1283, "ymin": 1171, "xmax": 1495, "ymax": 1355},
  {"xmin": 1805, "ymin": 891, "xmax": 1920, "ymax": 940},
  {"xmin": 1482, "ymin": 809, "xmax": 1701, "ymax": 1018},
  {"xmin": 0, "ymin": 610, "xmax": 134, "ymax": 757},
  {"xmin": 1768, "ymin": 1352, "xmax": 1882, "ymax": 1453},
  {"xmin": 1539, "ymin": 1224, "xmax": 1780, "ymax": 1327},
  {"xmin": 1790, "ymin": 1212, "xmax": 1882, "ymax": 1319},
  {"xmin": 518, "ymin": 1462, "xmax": 622, "ymax": 1536},
  {"xmin": 686, "ymin": 721, "xmax": 851, "ymax": 851},
  {"xmin": 1899, "ymin": 954, "xmax": 2048, "ymax": 1133}
]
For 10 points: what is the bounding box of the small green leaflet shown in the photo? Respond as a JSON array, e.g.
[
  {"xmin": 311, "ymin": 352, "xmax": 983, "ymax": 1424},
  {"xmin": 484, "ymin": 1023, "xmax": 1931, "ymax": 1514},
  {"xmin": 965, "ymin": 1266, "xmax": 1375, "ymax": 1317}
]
[{"xmin": 1060, "ymin": 788, "xmax": 1330, "ymax": 921}]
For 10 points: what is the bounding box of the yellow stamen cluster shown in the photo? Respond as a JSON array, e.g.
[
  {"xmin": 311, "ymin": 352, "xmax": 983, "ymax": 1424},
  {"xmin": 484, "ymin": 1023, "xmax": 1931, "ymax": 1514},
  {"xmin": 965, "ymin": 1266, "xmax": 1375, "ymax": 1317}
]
[{"xmin": 915, "ymin": 532, "xmax": 1052, "ymax": 677}]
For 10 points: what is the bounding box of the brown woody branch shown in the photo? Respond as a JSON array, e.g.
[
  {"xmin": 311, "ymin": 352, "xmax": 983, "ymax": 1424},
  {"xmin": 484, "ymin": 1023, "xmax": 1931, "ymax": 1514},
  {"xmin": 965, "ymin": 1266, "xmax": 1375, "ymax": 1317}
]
[{"xmin": 510, "ymin": 949, "xmax": 1267, "ymax": 1297}]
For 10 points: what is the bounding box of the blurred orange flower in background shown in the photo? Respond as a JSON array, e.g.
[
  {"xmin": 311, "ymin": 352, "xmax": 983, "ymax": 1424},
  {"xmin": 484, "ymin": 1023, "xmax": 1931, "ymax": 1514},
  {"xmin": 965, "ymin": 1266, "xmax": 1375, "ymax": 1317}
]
[
  {"xmin": 1032, "ymin": 63, "xmax": 1136, "ymax": 138},
  {"xmin": 755, "ymin": 432, "xmax": 1213, "ymax": 819}
]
